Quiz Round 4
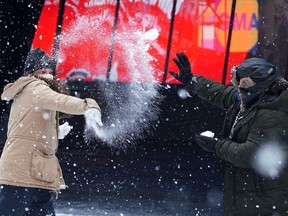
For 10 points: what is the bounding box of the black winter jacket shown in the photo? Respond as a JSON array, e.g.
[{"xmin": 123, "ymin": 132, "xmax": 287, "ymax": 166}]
[{"xmin": 186, "ymin": 75, "xmax": 288, "ymax": 215}]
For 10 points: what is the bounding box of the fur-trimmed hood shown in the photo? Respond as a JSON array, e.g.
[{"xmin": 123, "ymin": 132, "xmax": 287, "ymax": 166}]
[{"xmin": 1, "ymin": 76, "xmax": 41, "ymax": 101}]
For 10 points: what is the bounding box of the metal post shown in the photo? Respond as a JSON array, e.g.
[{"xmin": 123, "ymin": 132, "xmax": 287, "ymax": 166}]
[
  {"xmin": 221, "ymin": 0, "xmax": 237, "ymax": 84},
  {"xmin": 162, "ymin": 0, "xmax": 177, "ymax": 84},
  {"xmin": 106, "ymin": 0, "xmax": 121, "ymax": 81},
  {"xmin": 52, "ymin": 0, "xmax": 66, "ymax": 76}
]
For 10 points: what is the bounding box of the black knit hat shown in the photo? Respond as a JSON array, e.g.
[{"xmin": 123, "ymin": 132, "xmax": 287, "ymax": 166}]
[
  {"xmin": 236, "ymin": 57, "xmax": 277, "ymax": 89},
  {"xmin": 23, "ymin": 48, "xmax": 56, "ymax": 75}
]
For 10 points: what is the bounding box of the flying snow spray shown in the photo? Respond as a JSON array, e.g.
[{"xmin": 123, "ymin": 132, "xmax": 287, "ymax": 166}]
[{"xmin": 60, "ymin": 16, "xmax": 163, "ymax": 148}]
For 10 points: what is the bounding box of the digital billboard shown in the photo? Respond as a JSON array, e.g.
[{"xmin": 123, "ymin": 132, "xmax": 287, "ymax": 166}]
[{"xmin": 32, "ymin": 0, "xmax": 258, "ymax": 84}]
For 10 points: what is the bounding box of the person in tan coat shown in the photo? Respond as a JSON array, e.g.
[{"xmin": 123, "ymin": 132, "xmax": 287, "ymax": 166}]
[{"xmin": 0, "ymin": 48, "xmax": 103, "ymax": 215}]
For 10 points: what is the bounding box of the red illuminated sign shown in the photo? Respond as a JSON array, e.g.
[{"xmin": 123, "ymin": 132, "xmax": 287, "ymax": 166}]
[{"xmin": 32, "ymin": 0, "xmax": 258, "ymax": 84}]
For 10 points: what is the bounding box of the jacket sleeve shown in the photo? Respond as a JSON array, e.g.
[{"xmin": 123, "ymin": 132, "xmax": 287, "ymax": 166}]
[
  {"xmin": 215, "ymin": 109, "xmax": 288, "ymax": 168},
  {"xmin": 185, "ymin": 75, "xmax": 238, "ymax": 110},
  {"xmin": 31, "ymin": 82, "xmax": 100, "ymax": 115}
]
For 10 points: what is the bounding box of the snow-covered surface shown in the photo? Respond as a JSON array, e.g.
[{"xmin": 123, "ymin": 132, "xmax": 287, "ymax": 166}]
[{"xmin": 55, "ymin": 192, "xmax": 222, "ymax": 216}]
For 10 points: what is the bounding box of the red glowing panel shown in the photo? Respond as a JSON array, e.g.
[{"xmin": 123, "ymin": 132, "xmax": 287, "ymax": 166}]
[{"xmin": 32, "ymin": 0, "xmax": 258, "ymax": 84}]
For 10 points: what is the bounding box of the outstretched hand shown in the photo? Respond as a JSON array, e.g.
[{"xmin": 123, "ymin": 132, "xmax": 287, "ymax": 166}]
[
  {"xmin": 169, "ymin": 53, "xmax": 193, "ymax": 85},
  {"xmin": 85, "ymin": 108, "xmax": 103, "ymax": 127}
]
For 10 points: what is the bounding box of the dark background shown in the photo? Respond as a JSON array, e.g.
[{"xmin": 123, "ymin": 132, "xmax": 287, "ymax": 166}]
[{"xmin": 1, "ymin": 1, "xmax": 288, "ymax": 215}]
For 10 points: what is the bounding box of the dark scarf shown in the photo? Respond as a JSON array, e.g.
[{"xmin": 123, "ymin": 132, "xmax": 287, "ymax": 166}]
[{"xmin": 238, "ymin": 65, "xmax": 278, "ymax": 110}]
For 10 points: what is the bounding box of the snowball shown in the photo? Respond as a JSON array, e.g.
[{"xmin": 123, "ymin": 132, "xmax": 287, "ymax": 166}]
[
  {"xmin": 143, "ymin": 28, "xmax": 159, "ymax": 41},
  {"xmin": 200, "ymin": 130, "xmax": 215, "ymax": 138}
]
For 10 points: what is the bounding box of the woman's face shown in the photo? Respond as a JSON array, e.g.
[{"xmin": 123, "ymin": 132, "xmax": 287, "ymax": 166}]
[{"xmin": 33, "ymin": 69, "xmax": 54, "ymax": 80}]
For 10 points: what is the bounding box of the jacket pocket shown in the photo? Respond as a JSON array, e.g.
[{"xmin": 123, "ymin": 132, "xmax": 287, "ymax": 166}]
[{"xmin": 30, "ymin": 150, "xmax": 58, "ymax": 183}]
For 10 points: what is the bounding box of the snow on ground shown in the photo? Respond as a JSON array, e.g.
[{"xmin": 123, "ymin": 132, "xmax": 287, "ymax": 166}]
[{"xmin": 55, "ymin": 198, "xmax": 222, "ymax": 216}]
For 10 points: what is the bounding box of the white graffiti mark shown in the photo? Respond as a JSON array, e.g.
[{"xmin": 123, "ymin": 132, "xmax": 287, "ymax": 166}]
[
  {"xmin": 45, "ymin": 0, "xmax": 199, "ymax": 22},
  {"xmin": 44, "ymin": 0, "xmax": 59, "ymax": 5},
  {"xmin": 84, "ymin": 0, "xmax": 187, "ymax": 18},
  {"xmin": 84, "ymin": 0, "xmax": 116, "ymax": 7}
]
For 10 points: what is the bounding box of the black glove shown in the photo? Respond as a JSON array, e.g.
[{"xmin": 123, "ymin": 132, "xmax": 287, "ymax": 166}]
[
  {"xmin": 169, "ymin": 53, "xmax": 193, "ymax": 85},
  {"xmin": 195, "ymin": 133, "xmax": 218, "ymax": 153}
]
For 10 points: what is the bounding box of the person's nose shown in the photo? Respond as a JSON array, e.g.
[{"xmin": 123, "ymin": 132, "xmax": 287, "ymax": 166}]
[{"xmin": 43, "ymin": 69, "xmax": 53, "ymax": 74}]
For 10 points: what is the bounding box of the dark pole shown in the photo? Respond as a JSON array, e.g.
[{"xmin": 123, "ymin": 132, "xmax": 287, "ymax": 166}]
[
  {"xmin": 162, "ymin": 0, "xmax": 177, "ymax": 84},
  {"xmin": 221, "ymin": 0, "xmax": 237, "ymax": 84},
  {"xmin": 52, "ymin": 0, "xmax": 66, "ymax": 76},
  {"xmin": 106, "ymin": 0, "xmax": 121, "ymax": 81}
]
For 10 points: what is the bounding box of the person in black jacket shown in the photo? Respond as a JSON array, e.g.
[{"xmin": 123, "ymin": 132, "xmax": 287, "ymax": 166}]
[{"xmin": 170, "ymin": 53, "xmax": 288, "ymax": 215}]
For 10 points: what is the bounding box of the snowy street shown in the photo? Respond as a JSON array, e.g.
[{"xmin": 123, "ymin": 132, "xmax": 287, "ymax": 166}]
[
  {"xmin": 55, "ymin": 194, "xmax": 222, "ymax": 216},
  {"xmin": 54, "ymin": 141, "xmax": 223, "ymax": 216}
]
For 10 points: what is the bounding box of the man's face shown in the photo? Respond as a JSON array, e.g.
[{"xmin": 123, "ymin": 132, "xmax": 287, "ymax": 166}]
[{"xmin": 230, "ymin": 66, "xmax": 239, "ymax": 87}]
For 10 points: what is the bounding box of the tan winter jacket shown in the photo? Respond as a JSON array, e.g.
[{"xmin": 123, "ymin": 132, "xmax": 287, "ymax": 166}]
[{"xmin": 0, "ymin": 76, "xmax": 100, "ymax": 194}]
